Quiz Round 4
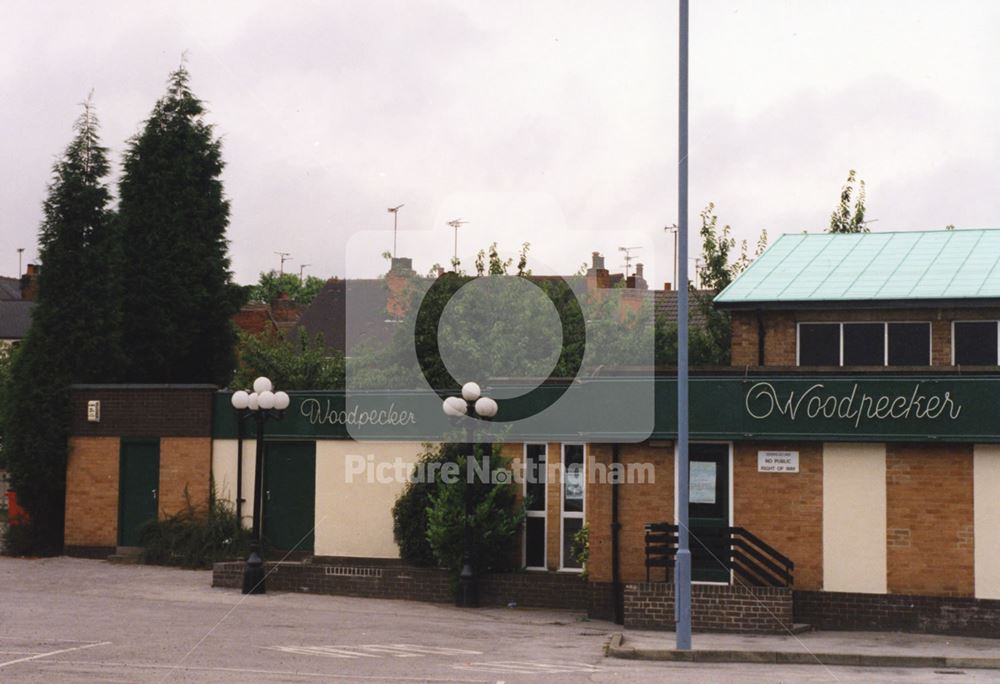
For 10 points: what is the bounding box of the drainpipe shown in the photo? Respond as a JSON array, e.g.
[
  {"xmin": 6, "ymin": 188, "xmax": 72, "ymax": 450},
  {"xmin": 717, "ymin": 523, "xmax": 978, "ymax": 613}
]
[
  {"xmin": 756, "ymin": 311, "xmax": 766, "ymax": 366},
  {"xmin": 611, "ymin": 443, "xmax": 623, "ymax": 624},
  {"xmin": 236, "ymin": 410, "xmax": 244, "ymax": 522}
]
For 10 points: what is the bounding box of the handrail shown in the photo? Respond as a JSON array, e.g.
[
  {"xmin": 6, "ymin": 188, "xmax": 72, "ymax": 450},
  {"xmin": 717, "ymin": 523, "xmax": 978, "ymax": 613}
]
[{"xmin": 644, "ymin": 522, "xmax": 794, "ymax": 587}]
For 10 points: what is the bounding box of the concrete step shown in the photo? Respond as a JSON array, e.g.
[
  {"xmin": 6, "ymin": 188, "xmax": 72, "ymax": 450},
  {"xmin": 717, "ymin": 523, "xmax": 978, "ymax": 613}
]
[{"xmin": 108, "ymin": 546, "xmax": 143, "ymax": 564}]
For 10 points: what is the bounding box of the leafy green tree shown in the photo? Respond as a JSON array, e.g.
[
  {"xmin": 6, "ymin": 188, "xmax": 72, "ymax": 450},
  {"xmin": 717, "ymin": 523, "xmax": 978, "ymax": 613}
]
[
  {"xmin": 665, "ymin": 203, "xmax": 769, "ymax": 367},
  {"xmin": 247, "ymin": 270, "xmax": 326, "ymax": 307},
  {"xmin": 118, "ymin": 64, "xmax": 240, "ymax": 385},
  {"xmin": 829, "ymin": 169, "xmax": 868, "ymax": 234},
  {"xmin": 230, "ymin": 331, "xmax": 344, "ymax": 390},
  {"xmin": 0, "ymin": 345, "xmax": 14, "ymax": 470},
  {"xmin": 3, "ymin": 99, "xmax": 121, "ymax": 553}
]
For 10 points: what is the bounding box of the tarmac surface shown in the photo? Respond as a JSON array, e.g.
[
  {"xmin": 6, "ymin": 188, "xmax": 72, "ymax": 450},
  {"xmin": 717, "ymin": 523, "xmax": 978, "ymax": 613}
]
[{"xmin": 1, "ymin": 556, "xmax": 999, "ymax": 682}]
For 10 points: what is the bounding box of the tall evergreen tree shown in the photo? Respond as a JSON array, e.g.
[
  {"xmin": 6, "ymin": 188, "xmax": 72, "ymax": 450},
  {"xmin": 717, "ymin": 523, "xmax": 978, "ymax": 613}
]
[
  {"xmin": 3, "ymin": 97, "xmax": 121, "ymax": 552},
  {"xmin": 118, "ymin": 65, "xmax": 239, "ymax": 385}
]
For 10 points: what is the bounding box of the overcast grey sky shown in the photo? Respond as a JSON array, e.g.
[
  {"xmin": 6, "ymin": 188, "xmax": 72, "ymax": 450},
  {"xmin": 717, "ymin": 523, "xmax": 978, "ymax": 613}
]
[{"xmin": 3, "ymin": 1, "xmax": 1000, "ymax": 288}]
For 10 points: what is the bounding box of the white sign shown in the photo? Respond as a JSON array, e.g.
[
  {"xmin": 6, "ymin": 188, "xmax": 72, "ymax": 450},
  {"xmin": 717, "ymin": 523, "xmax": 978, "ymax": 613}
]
[
  {"xmin": 757, "ymin": 450, "xmax": 798, "ymax": 473},
  {"xmin": 87, "ymin": 400, "xmax": 101, "ymax": 423},
  {"xmin": 690, "ymin": 461, "xmax": 717, "ymax": 503}
]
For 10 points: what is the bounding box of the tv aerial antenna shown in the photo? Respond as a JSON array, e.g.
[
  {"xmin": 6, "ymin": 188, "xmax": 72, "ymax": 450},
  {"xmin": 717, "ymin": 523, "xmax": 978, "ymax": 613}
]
[
  {"xmin": 274, "ymin": 251, "xmax": 292, "ymax": 275},
  {"xmin": 618, "ymin": 245, "xmax": 642, "ymax": 278},
  {"xmin": 447, "ymin": 219, "xmax": 468, "ymax": 269}
]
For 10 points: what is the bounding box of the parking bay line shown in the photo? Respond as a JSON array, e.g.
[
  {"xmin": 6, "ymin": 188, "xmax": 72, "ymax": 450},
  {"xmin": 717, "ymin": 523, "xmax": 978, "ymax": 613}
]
[{"xmin": 0, "ymin": 641, "xmax": 111, "ymax": 669}]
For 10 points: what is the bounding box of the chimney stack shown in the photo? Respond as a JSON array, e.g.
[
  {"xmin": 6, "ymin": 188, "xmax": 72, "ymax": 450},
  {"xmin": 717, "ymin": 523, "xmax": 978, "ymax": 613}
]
[
  {"xmin": 20, "ymin": 263, "xmax": 40, "ymax": 301},
  {"xmin": 586, "ymin": 251, "xmax": 610, "ymax": 290}
]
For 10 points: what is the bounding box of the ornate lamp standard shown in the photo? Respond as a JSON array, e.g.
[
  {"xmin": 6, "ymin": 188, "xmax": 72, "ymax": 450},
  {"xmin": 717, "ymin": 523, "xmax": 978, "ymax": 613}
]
[
  {"xmin": 442, "ymin": 381, "xmax": 498, "ymax": 607},
  {"xmin": 230, "ymin": 376, "xmax": 290, "ymax": 594}
]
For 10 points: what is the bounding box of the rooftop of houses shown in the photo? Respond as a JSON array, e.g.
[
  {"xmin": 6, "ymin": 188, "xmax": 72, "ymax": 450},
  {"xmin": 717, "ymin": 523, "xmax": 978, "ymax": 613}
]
[
  {"xmin": 0, "ymin": 276, "xmax": 21, "ymax": 300},
  {"xmin": 715, "ymin": 228, "xmax": 1000, "ymax": 308},
  {"xmin": 0, "ymin": 299, "xmax": 35, "ymax": 341}
]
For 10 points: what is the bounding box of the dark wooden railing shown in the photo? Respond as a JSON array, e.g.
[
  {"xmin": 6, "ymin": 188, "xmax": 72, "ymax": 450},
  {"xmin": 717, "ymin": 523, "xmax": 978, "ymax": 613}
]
[{"xmin": 644, "ymin": 522, "xmax": 794, "ymax": 587}]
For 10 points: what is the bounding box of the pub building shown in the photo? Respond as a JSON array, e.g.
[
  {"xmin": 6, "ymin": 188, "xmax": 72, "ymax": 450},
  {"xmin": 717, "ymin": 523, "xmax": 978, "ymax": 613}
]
[{"xmin": 62, "ymin": 228, "xmax": 1000, "ymax": 636}]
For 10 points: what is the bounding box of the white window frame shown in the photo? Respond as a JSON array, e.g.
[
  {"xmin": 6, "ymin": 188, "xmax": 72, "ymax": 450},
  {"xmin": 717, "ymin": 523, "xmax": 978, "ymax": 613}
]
[
  {"xmin": 559, "ymin": 442, "xmax": 586, "ymax": 572},
  {"xmin": 522, "ymin": 443, "xmax": 547, "ymax": 571},
  {"xmin": 951, "ymin": 320, "xmax": 1000, "ymax": 366},
  {"xmin": 797, "ymin": 321, "xmax": 932, "ymax": 367}
]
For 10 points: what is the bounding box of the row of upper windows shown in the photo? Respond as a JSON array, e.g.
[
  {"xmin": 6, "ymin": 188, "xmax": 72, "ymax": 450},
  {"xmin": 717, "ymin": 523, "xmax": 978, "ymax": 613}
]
[{"xmin": 797, "ymin": 321, "xmax": 1000, "ymax": 367}]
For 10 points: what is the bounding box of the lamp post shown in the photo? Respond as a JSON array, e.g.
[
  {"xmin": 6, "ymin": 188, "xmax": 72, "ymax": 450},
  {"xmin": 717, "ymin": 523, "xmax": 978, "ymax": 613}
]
[
  {"xmin": 230, "ymin": 376, "xmax": 291, "ymax": 595},
  {"xmin": 442, "ymin": 381, "xmax": 498, "ymax": 607}
]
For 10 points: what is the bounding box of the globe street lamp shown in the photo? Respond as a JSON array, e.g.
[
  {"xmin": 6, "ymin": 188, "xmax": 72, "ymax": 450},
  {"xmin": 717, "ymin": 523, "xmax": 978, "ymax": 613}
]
[
  {"xmin": 231, "ymin": 377, "xmax": 290, "ymax": 594},
  {"xmin": 441, "ymin": 381, "xmax": 498, "ymax": 607}
]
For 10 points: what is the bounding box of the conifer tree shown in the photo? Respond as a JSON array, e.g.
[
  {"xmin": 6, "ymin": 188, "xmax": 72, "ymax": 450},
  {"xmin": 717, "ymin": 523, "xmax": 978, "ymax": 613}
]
[
  {"xmin": 3, "ymin": 97, "xmax": 121, "ymax": 552},
  {"xmin": 118, "ymin": 64, "xmax": 239, "ymax": 385}
]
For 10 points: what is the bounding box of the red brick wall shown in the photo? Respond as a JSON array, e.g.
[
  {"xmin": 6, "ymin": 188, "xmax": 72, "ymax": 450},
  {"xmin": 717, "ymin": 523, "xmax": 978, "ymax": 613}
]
[
  {"xmin": 624, "ymin": 582, "xmax": 793, "ymax": 633},
  {"xmin": 733, "ymin": 442, "xmax": 823, "ymax": 591},
  {"xmin": 730, "ymin": 308, "xmax": 1000, "ymax": 367},
  {"xmin": 70, "ymin": 386, "xmax": 215, "ymax": 438},
  {"xmin": 886, "ymin": 443, "xmax": 974, "ymax": 596}
]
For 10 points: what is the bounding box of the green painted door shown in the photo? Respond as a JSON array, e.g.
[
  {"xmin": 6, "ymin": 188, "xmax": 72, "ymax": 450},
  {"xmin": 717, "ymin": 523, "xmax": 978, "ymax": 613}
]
[
  {"xmin": 119, "ymin": 440, "xmax": 159, "ymax": 547},
  {"xmin": 688, "ymin": 443, "xmax": 730, "ymax": 582},
  {"xmin": 262, "ymin": 441, "xmax": 316, "ymax": 553}
]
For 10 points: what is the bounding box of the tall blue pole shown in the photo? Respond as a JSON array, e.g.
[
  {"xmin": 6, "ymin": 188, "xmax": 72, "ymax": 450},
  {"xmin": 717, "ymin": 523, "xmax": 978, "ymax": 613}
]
[{"xmin": 675, "ymin": 0, "xmax": 692, "ymax": 651}]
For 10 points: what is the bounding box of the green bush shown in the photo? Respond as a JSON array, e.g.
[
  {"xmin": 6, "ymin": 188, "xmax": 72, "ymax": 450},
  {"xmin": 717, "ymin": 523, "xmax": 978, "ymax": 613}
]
[
  {"xmin": 393, "ymin": 442, "xmax": 525, "ymax": 577},
  {"xmin": 392, "ymin": 445, "xmax": 451, "ymax": 566},
  {"xmin": 139, "ymin": 499, "xmax": 249, "ymax": 569},
  {"xmin": 2, "ymin": 519, "xmax": 51, "ymax": 557},
  {"xmin": 571, "ymin": 524, "xmax": 589, "ymax": 580},
  {"xmin": 424, "ymin": 444, "xmax": 524, "ymax": 577}
]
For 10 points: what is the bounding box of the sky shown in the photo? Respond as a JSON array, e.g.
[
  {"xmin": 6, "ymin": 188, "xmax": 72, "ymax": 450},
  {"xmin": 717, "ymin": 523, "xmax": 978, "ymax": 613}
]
[{"xmin": 3, "ymin": 0, "xmax": 1000, "ymax": 290}]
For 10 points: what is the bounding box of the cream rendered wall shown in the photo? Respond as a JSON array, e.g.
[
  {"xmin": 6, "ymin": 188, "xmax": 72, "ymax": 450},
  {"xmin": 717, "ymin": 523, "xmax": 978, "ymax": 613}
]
[
  {"xmin": 314, "ymin": 441, "xmax": 426, "ymax": 558},
  {"xmin": 974, "ymin": 445, "xmax": 1000, "ymax": 599},
  {"xmin": 211, "ymin": 439, "xmax": 256, "ymax": 529},
  {"xmin": 823, "ymin": 443, "xmax": 887, "ymax": 593}
]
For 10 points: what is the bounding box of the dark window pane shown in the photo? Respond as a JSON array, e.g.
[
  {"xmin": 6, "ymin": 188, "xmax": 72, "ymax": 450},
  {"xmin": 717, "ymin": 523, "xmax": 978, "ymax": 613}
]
[
  {"xmin": 525, "ymin": 517, "xmax": 545, "ymax": 568},
  {"xmin": 798, "ymin": 324, "xmax": 840, "ymax": 365},
  {"xmin": 843, "ymin": 323, "xmax": 885, "ymax": 366},
  {"xmin": 562, "ymin": 517, "xmax": 583, "ymax": 569},
  {"xmin": 955, "ymin": 321, "xmax": 998, "ymax": 365},
  {"xmin": 525, "ymin": 444, "xmax": 546, "ymax": 512},
  {"xmin": 888, "ymin": 323, "xmax": 931, "ymax": 366},
  {"xmin": 563, "ymin": 445, "xmax": 584, "ymax": 513}
]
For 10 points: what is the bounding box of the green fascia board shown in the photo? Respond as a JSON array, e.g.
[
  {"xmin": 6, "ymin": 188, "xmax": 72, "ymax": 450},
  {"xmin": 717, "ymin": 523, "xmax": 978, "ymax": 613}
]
[
  {"xmin": 715, "ymin": 228, "xmax": 1000, "ymax": 306},
  {"xmin": 212, "ymin": 373, "xmax": 1000, "ymax": 443}
]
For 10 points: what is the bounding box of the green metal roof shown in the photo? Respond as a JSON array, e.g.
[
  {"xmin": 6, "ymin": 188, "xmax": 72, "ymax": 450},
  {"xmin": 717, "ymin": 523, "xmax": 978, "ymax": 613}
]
[{"xmin": 715, "ymin": 229, "xmax": 1000, "ymax": 306}]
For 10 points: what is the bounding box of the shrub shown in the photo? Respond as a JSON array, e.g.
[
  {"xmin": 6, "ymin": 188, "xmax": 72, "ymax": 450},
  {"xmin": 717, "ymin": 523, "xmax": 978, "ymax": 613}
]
[
  {"xmin": 392, "ymin": 444, "xmax": 452, "ymax": 566},
  {"xmin": 139, "ymin": 499, "xmax": 249, "ymax": 569},
  {"xmin": 571, "ymin": 524, "xmax": 589, "ymax": 580},
  {"xmin": 393, "ymin": 441, "xmax": 525, "ymax": 577},
  {"xmin": 424, "ymin": 444, "xmax": 524, "ymax": 577}
]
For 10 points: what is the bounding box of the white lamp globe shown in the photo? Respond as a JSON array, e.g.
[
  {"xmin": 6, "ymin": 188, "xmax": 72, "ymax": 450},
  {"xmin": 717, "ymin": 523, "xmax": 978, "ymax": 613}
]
[
  {"xmin": 475, "ymin": 396, "xmax": 498, "ymax": 418},
  {"xmin": 231, "ymin": 390, "xmax": 250, "ymax": 410},
  {"xmin": 248, "ymin": 392, "xmax": 260, "ymax": 411},
  {"xmin": 443, "ymin": 396, "xmax": 467, "ymax": 417},
  {"xmin": 253, "ymin": 377, "xmax": 273, "ymax": 394},
  {"xmin": 274, "ymin": 391, "xmax": 290, "ymax": 411},
  {"xmin": 461, "ymin": 382, "xmax": 481, "ymax": 402},
  {"xmin": 258, "ymin": 390, "xmax": 276, "ymax": 410}
]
